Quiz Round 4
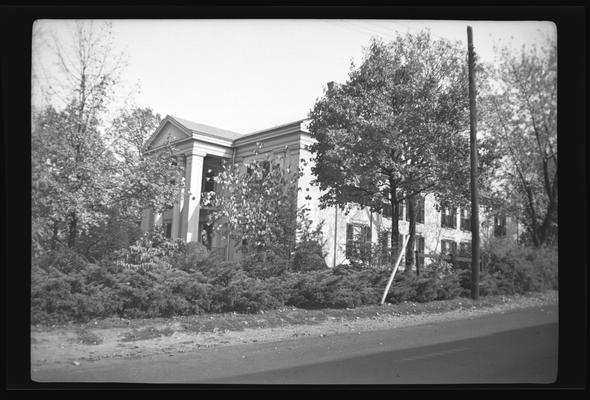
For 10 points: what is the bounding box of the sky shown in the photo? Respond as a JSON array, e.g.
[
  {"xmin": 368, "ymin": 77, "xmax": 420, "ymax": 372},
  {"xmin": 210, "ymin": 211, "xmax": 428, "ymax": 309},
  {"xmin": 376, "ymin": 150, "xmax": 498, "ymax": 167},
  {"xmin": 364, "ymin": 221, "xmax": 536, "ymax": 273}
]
[{"xmin": 32, "ymin": 19, "xmax": 556, "ymax": 134}]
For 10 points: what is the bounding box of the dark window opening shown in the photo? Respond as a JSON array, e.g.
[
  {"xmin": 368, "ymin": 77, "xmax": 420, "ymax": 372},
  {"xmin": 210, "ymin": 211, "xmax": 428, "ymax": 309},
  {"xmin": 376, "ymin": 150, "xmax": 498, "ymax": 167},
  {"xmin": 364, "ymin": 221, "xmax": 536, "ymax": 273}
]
[
  {"xmin": 345, "ymin": 223, "xmax": 372, "ymax": 261},
  {"xmin": 441, "ymin": 239, "xmax": 457, "ymax": 258},
  {"xmin": 204, "ymin": 168, "xmax": 216, "ymax": 193},
  {"xmin": 416, "ymin": 196, "xmax": 425, "ymax": 224},
  {"xmin": 494, "ymin": 215, "xmax": 507, "ymax": 237},
  {"xmin": 415, "ymin": 235, "xmax": 425, "ymax": 268},
  {"xmin": 441, "ymin": 206, "xmax": 457, "ymax": 229},
  {"xmin": 164, "ymin": 222, "xmax": 172, "ymax": 239},
  {"xmin": 460, "ymin": 208, "xmax": 471, "ymax": 231}
]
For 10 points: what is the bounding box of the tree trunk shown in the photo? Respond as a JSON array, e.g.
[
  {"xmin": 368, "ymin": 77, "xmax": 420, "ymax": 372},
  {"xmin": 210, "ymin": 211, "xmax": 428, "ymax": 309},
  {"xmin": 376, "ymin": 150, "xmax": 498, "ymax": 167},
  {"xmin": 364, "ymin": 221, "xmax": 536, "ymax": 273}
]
[
  {"xmin": 405, "ymin": 195, "xmax": 416, "ymax": 274},
  {"xmin": 68, "ymin": 212, "xmax": 78, "ymax": 248}
]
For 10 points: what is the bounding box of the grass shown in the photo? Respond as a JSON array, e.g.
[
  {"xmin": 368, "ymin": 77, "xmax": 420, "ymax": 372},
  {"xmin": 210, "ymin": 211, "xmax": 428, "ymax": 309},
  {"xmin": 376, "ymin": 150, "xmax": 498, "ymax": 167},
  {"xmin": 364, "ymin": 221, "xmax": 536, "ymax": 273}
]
[{"xmin": 32, "ymin": 291, "xmax": 554, "ymax": 338}]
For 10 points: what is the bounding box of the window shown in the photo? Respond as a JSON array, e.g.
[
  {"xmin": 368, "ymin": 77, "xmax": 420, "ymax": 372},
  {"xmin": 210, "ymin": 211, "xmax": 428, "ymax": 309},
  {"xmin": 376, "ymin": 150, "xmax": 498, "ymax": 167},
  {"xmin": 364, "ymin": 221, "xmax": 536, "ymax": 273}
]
[
  {"xmin": 204, "ymin": 168, "xmax": 216, "ymax": 193},
  {"xmin": 441, "ymin": 206, "xmax": 457, "ymax": 229},
  {"xmin": 494, "ymin": 215, "xmax": 507, "ymax": 237},
  {"xmin": 345, "ymin": 223, "xmax": 372, "ymax": 261},
  {"xmin": 164, "ymin": 222, "xmax": 172, "ymax": 239},
  {"xmin": 459, "ymin": 241, "xmax": 471, "ymax": 256},
  {"xmin": 402, "ymin": 197, "xmax": 425, "ymax": 223},
  {"xmin": 382, "ymin": 203, "xmax": 392, "ymax": 218},
  {"xmin": 440, "ymin": 239, "xmax": 457, "ymax": 257},
  {"xmin": 415, "ymin": 235, "xmax": 425, "ymax": 268},
  {"xmin": 460, "ymin": 208, "xmax": 471, "ymax": 231},
  {"xmin": 416, "ymin": 196, "xmax": 425, "ymax": 224},
  {"xmin": 201, "ymin": 223, "xmax": 213, "ymax": 250},
  {"xmin": 457, "ymin": 241, "xmax": 471, "ymax": 269}
]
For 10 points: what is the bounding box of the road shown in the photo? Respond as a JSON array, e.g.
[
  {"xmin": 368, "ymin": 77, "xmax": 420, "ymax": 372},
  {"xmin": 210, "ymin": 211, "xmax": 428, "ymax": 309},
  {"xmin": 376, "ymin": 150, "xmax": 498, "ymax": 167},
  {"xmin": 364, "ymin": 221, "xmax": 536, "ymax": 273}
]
[{"xmin": 31, "ymin": 304, "xmax": 558, "ymax": 384}]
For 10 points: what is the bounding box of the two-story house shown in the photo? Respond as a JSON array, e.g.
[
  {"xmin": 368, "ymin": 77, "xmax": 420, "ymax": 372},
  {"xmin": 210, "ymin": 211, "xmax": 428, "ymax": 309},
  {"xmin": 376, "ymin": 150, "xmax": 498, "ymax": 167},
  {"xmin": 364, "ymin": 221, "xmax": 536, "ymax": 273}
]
[{"xmin": 141, "ymin": 114, "xmax": 518, "ymax": 269}]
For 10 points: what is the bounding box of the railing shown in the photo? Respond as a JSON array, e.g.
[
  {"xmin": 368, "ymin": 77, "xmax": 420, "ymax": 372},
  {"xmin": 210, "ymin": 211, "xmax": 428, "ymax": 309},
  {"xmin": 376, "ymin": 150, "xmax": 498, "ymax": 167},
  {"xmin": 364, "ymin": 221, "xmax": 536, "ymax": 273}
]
[{"xmin": 446, "ymin": 252, "xmax": 488, "ymax": 271}]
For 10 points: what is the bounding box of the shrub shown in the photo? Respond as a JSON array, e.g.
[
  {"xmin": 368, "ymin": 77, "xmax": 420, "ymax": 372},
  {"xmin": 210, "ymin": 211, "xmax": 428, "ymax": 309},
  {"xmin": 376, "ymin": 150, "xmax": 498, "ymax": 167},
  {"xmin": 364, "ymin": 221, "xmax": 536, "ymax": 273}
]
[
  {"xmin": 180, "ymin": 242, "xmax": 210, "ymax": 271},
  {"xmin": 113, "ymin": 228, "xmax": 185, "ymax": 271},
  {"xmin": 241, "ymin": 252, "xmax": 290, "ymax": 279},
  {"xmin": 485, "ymin": 242, "xmax": 557, "ymax": 294},
  {"xmin": 292, "ymin": 242, "xmax": 328, "ymax": 272},
  {"xmin": 33, "ymin": 247, "xmax": 89, "ymax": 274},
  {"xmin": 435, "ymin": 272, "xmax": 463, "ymax": 300}
]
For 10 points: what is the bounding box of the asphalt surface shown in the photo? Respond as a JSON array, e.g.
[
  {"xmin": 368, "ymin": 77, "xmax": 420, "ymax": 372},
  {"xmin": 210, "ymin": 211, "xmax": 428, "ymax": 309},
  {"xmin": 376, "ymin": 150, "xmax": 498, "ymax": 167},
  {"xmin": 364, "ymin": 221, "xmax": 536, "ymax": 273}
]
[{"xmin": 31, "ymin": 304, "xmax": 558, "ymax": 385}]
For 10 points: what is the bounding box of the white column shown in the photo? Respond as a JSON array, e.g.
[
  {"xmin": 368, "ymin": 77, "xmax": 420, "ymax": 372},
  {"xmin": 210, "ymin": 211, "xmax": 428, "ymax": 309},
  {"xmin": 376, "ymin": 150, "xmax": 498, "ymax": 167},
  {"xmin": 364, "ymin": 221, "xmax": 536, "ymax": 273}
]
[
  {"xmin": 171, "ymin": 155, "xmax": 185, "ymax": 239},
  {"xmin": 182, "ymin": 150, "xmax": 205, "ymax": 242}
]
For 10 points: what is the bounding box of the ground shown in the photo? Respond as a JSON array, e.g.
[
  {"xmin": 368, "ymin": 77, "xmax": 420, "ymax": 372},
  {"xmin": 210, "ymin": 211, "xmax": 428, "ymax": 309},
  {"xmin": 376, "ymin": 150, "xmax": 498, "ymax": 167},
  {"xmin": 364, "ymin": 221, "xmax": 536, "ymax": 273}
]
[{"xmin": 31, "ymin": 290, "xmax": 558, "ymax": 372}]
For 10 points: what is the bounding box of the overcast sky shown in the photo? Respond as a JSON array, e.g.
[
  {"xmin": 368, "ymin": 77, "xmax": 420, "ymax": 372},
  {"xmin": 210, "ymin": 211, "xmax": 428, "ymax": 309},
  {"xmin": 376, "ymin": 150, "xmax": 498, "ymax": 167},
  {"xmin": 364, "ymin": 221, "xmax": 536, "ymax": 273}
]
[{"xmin": 32, "ymin": 19, "xmax": 556, "ymax": 134}]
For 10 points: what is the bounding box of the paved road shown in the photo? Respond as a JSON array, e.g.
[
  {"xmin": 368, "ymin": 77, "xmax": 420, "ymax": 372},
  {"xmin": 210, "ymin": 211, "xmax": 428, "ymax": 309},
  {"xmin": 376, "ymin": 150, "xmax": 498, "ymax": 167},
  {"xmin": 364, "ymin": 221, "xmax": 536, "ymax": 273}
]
[{"xmin": 32, "ymin": 304, "xmax": 558, "ymax": 384}]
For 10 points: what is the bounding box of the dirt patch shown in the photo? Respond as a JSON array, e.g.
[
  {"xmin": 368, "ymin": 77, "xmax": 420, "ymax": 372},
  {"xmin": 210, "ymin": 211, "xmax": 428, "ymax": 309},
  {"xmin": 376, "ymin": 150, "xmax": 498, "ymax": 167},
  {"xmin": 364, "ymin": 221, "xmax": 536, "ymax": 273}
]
[
  {"xmin": 120, "ymin": 327, "xmax": 175, "ymax": 342},
  {"xmin": 31, "ymin": 291, "xmax": 558, "ymax": 370},
  {"xmin": 74, "ymin": 329, "xmax": 103, "ymax": 345}
]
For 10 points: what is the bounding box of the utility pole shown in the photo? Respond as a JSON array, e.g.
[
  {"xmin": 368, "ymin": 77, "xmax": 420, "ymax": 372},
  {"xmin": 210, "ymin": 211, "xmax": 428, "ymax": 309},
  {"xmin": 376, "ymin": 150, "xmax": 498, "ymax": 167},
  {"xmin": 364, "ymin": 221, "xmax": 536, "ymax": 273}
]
[{"xmin": 467, "ymin": 26, "xmax": 480, "ymax": 300}]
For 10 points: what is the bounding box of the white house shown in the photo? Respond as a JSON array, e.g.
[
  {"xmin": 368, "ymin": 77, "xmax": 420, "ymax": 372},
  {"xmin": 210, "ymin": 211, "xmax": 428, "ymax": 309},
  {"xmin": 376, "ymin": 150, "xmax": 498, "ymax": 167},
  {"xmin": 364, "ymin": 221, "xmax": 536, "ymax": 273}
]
[{"xmin": 141, "ymin": 114, "xmax": 518, "ymax": 269}]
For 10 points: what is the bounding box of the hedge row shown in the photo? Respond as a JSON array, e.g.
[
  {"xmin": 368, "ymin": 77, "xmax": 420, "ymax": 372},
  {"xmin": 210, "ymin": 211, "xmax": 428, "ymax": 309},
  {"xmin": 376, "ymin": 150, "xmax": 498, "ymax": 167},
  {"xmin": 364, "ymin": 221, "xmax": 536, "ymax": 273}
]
[{"xmin": 31, "ymin": 238, "xmax": 557, "ymax": 324}]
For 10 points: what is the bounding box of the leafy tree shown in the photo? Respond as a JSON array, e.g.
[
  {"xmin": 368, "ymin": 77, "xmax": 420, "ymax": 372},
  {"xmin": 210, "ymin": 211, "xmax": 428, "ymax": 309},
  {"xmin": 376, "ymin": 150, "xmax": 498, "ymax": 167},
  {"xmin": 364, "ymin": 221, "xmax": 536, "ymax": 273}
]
[
  {"xmin": 204, "ymin": 143, "xmax": 310, "ymax": 261},
  {"xmin": 480, "ymin": 37, "xmax": 557, "ymax": 247},
  {"xmin": 308, "ymin": 32, "xmax": 473, "ymax": 269},
  {"xmin": 31, "ymin": 22, "xmax": 182, "ymax": 257}
]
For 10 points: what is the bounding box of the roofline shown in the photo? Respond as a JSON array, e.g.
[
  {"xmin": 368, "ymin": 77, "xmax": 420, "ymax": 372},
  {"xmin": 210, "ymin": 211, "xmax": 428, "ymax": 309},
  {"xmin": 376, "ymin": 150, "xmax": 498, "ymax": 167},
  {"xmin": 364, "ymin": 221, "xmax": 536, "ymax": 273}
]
[
  {"xmin": 144, "ymin": 116, "xmax": 313, "ymax": 154},
  {"xmin": 233, "ymin": 119, "xmax": 310, "ymax": 146},
  {"xmin": 168, "ymin": 115, "xmax": 242, "ymax": 142}
]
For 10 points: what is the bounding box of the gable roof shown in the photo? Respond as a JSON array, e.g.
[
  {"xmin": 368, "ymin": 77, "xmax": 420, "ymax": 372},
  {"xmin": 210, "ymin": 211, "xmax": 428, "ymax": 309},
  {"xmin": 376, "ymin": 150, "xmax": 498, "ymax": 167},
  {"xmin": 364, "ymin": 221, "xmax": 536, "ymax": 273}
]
[{"xmin": 169, "ymin": 115, "xmax": 243, "ymax": 141}]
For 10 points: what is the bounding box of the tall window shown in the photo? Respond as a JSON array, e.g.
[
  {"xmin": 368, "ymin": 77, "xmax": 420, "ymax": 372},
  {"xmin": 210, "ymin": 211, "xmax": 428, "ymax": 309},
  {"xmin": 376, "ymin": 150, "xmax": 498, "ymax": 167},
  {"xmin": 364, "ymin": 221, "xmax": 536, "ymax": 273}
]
[
  {"xmin": 345, "ymin": 223, "xmax": 372, "ymax": 261},
  {"xmin": 164, "ymin": 222, "xmax": 172, "ymax": 239},
  {"xmin": 416, "ymin": 196, "xmax": 425, "ymax": 224},
  {"xmin": 494, "ymin": 215, "xmax": 507, "ymax": 237},
  {"xmin": 460, "ymin": 208, "xmax": 471, "ymax": 231},
  {"xmin": 441, "ymin": 206, "xmax": 457, "ymax": 229},
  {"xmin": 415, "ymin": 235, "xmax": 425, "ymax": 268},
  {"xmin": 204, "ymin": 168, "xmax": 216, "ymax": 193}
]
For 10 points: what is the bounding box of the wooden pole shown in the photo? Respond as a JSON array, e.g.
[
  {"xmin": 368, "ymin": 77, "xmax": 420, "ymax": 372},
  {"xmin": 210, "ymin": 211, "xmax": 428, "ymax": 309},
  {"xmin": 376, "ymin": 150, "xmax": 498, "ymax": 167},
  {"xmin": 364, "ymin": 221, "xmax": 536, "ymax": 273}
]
[
  {"xmin": 467, "ymin": 26, "xmax": 480, "ymax": 300},
  {"xmin": 333, "ymin": 206, "xmax": 338, "ymax": 268},
  {"xmin": 380, "ymin": 235, "xmax": 410, "ymax": 305}
]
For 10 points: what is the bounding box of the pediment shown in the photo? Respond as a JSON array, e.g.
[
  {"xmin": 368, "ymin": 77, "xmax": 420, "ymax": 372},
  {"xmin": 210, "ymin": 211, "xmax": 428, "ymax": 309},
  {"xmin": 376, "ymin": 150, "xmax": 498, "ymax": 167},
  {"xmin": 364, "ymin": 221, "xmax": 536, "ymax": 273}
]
[{"xmin": 145, "ymin": 119, "xmax": 192, "ymax": 150}]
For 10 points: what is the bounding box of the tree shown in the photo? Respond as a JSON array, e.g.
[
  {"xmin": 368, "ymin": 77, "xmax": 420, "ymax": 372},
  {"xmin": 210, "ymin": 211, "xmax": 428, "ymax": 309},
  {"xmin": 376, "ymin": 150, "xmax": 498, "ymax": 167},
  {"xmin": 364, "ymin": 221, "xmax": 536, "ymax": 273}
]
[
  {"xmin": 31, "ymin": 21, "xmax": 182, "ymax": 257},
  {"xmin": 480, "ymin": 37, "xmax": 557, "ymax": 247},
  {"xmin": 308, "ymin": 32, "xmax": 472, "ymax": 270},
  {"xmin": 204, "ymin": 143, "xmax": 304, "ymax": 261}
]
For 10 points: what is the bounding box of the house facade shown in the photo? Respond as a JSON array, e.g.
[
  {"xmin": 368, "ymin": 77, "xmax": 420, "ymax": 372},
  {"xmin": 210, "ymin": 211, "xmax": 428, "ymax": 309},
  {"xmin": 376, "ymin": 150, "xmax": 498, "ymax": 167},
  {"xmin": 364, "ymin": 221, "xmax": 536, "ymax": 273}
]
[{"xmin": 142, "ymin": 114, "xmax": 518, "ymax": 269}]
